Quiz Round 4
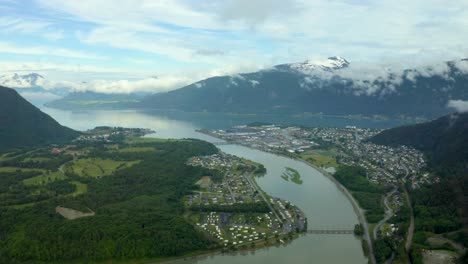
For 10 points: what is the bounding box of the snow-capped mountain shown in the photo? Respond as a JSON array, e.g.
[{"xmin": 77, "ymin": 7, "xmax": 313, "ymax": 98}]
[
  {"xmin": 275, "ymin": 56, "xmax": 350, "ymax": 73},
  {"xmin": 0, "ymin": 73, "xmax": 45, "ymax": 88},
  {"xmin": 136, "ymin": 57, "xmax": 468, "ymax": 118},
  {"xmin": 0, "ymin": 73, "xmax": 66, "ymax": 106}
]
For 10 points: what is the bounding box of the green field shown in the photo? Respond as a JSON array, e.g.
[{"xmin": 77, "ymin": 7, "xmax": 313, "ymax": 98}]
[
  {"xmin": 116, "ymin": 146, "xmax": 155, "ymax": 153},
  {"xmin": 66, "ymin": 158, "xmax": 140, "ymax": 177},
  {"xmin": 23, "ymin": 157, "xmax": 52, "ymax": 162},
  {"xmin": 300, "ymin": 149, "xmax": 338, "ymax": 168},
  {"xmin": 23, "ymin": 171, "xmax": 66, "ymax": 185},
  {"xmin": 68, "ymin": 181, "xmax": 88, "ymax": 196},
  {"xmin": 0, "ymin": 167, "xmax": 44, "ymax": 173}
]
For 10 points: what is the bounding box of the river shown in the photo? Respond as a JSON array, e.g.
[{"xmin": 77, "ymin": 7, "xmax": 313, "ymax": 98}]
[{"xmin": 42, "ymin": 107, "xmax": 369, "ymax": 264}]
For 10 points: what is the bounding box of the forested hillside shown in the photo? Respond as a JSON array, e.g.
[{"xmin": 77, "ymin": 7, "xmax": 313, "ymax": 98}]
[
  {"xmin": 0, "ymin": 138, "xmax": 221, "ymax": 262},
  {"xmin": 370, "ymin": 112, "xmax": 468, "ymax": 262},
  {"xmin": 0, "ymin": 86, "xmax": 79, "ymax": 150},
  {"xmin": 136, "ymin": 59, "xmax": 468, "ymax": 118}
]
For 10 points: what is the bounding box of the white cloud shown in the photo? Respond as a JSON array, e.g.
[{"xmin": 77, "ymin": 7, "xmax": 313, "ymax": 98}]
[
  {"xmin": 0, "ymin": 0, "xmax": 467, "ymax": 95},
  {"xmin": 73, "ymin": 77, "xmax": 189, "ymax": 94},
  {"xmin": 447, "ymin": 99, "xmax": 468, "ymax": 113},
  {"xmin": 0, "ymin": 17, "xmax": 50, "ymax": 33},
  {"xmin": 0, "ymin": 41, "xmax": 105, "ymax": 59}
]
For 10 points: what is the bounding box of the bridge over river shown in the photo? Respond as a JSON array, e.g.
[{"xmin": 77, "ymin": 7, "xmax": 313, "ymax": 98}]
[{"xmin": 306, "ymin": 229, "xmax": 354, "ymax": 235}]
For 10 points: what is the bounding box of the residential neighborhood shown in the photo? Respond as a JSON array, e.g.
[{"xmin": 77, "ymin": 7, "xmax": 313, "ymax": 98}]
[
  {"xmin": 201, "ymin": 124, "xmax": 429, "ymax": 189},
  {"xmin": 186, "ymin": 152, "xmax": 307, "ymax": 248}
]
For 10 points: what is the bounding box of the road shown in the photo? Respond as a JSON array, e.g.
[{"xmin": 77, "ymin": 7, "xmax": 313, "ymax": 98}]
[
  {"xmin": 225, "ymin": 183, "xmax": 237, "ymax": 203},
  {"xmin": 341, "ymin": 182, "xmax": 377, "ymax": 264},
  {"xmin": 400, "ymin": 164, "xmax": 414, "ymax": 260},
  {"xmin": 404, "ymin": 187, "xmax": 415, "ymax": 254},
  {"xmin": 243, "ymin": 173, "xmax": 283, "ymax": 224},
  {"xmin": 373, "ymin": 187, "xmax": 398, "ymax": 240}
]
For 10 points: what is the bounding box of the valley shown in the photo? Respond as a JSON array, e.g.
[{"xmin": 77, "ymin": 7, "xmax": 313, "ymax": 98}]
[
  {"xmin": 0, "ymin": 125, "xmax": 308, "ymax": 263},
  {"xmin": 200, "ymin": 122, "xmax": 467, "ymax": 263}
]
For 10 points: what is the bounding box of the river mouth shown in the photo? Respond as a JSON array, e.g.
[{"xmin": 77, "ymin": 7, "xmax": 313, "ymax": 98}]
[{"xmin": 42, "ymin": 107, "xmax": 368, "ymax": 264}]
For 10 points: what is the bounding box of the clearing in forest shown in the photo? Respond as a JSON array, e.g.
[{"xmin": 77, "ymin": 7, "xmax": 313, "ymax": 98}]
[{"xmin": 56, "ymin": 206, "xmax": 95, "ymax": 220}]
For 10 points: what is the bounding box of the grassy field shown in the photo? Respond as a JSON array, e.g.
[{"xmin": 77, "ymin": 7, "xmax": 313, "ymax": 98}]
[
  {"xmin": 300, "ymin": 149, "xmax": 338, "ymax": 168},
  {"xmin": 0, "ymin": 167, "xmax": 44, "ymax": 173},
  {"xmin": 22, "ymin": 157, "xmax": 52, "ymax": 162},
  {"xmin": 66, "ymin": 158, "xmax": 140, "ymax": 177},
  {"xmin": 116, "ymin": 147, "xmax": 155, "ymax": 153},
  {"xmin": 23, "ymin": 171, "xmax": 66, "ymax": 186},
  {"xmin": 68, "ymin": 181, "xmax": 88, "ymax": 196},
  {"xmin": 9, "ymin": 202, "xmax": 37, "ymax": 209}
]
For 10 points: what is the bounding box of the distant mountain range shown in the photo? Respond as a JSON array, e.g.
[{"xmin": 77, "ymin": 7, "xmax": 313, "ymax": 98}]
[
  {"xmin": 136, "ymin": 57, "xmax": 468, "ymax": 118},
  {"xmin": 26, "ymin": 57, "xmax": 468, "ymax": 118},
  {"xmin": 45, "ymin": 91, "xmax": 143, "ymax": 110},
  {"xmin": 0, "ymin": 86, "xmax": 79, "ymax": 150}
]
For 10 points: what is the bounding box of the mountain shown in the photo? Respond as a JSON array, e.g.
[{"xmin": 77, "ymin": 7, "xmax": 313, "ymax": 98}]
[
  {"xmin": 0, "ymin": 73, "xmax": 45, "ymax": 88},
  {"xmin": 0, "ymin": 73, "xmax": 72, "ymax": 106},
  {"xmin": 370, "ymin": 111, "xmax": 468, "ymax": 168},
  {"xmin": 0, "ymin": 86, "xmax": 79, "ymax": 150},
  {"xmin": 137, "ymin": 58, "xmax": 468, "ymax": 118},
  {"xmin": 370, "ymin": 111, "xmax": 468, "ymax": 262},
  {"xmin": 275, "ymin": 56, "xmax": 350, "ymax": 73},
  {"xmin": 45, "ymin": 91, "xmax": 143, "ymax": 110}
]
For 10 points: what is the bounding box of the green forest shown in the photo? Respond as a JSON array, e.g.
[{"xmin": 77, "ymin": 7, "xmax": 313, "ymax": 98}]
[
  {"xmin": 333, "ymin": 165, "xmax": 386, "ymax": 223},
  {"xmin": 0, "ymin": 138, "xmax": 224, "ymax": 263}
]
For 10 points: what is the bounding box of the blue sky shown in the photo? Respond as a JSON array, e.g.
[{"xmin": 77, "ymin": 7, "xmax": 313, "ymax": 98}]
[{"xmin": 1, "ymin": 0, "xmax": 468, "ymax": 93}]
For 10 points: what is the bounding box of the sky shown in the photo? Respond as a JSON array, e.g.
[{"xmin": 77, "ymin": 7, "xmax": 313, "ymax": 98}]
[{"xmin": 1, "ymin": 0, "xmax": 468, "ymax": 94}]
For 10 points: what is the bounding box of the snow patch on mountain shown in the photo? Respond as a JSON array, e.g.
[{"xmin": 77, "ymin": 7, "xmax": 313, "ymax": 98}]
[
  {"xmin": 0, "ymin": 73, "xmax": 45, "ymax": 88},
  {"xmin": 276, "ymin": 56, "xmax": 350, "ymax": 74},
  {"xmin": 250, "ymin": 80, "xmax": 259, "ymax": 87}
]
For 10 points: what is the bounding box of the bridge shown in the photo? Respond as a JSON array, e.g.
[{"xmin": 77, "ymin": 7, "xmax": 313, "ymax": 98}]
[{"xmin": 306, "ymin": 229, "xmax": 354, "ymax": 235}]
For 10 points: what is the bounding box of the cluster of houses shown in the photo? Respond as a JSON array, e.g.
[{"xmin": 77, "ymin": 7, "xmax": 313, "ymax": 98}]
[
  {"xmin": 76, "ymin": 127, "xmax": 154, "ymax": 142},
  {"xmin": 187, "ymin": 154, "xmax": 262, "ymax": 206},
  {"xmin": 195, "ymin": 212, "xmax": 274, "ymax": 247},
  {"xmin": 310, "ymin": 127, "xmax": 428, "ymax": 187},
  {"xmin": 186, "ymin": 152, "xmax": 306, "ymax": 248}
]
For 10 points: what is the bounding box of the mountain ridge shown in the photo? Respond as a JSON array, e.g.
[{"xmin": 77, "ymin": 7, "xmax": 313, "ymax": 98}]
[
  {"xmin": 135, "ymin": 58, "xmax": 468, "ymax": 118},
  {"xmin": 369, "ymin": 111, "xmax": 468, "ymax": 167},
  {"xmin": 0, "ymin": 86, "xmax": 79, "ymax": 151}
]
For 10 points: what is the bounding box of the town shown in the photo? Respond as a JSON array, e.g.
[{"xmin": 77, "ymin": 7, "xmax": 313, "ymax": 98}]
[
  {"xmin": 200, "ymin": 124, "xmax": 429, "ymax": 189},
  {"xmin": 76, "ymin": 126, "xmax": 155, "ymax": 142},
  {"xmin": 186, "ymin": 152, "xmax": 307, "ymax": 248},
  {"xmin": 198, "ymin": 123, "xmax": 432, "ymax": 244}
]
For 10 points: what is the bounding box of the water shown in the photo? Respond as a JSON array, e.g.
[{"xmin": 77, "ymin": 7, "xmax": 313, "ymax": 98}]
[{"xmin": 42, "ymin": 107, "xmax": 368, "ymax": 264}]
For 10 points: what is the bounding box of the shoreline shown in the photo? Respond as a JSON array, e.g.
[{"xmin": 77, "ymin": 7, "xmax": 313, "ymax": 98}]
[
  {"xmin": 197, "ymin": 131, "xmax": 376, "ymax": 263},
  {"xmin": 152, "ymin": 232, "xmax": 302, "ymax": 264}
]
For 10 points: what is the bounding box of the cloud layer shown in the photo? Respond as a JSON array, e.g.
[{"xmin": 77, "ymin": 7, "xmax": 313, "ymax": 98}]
[
  {"xmin": 448, "ymin": 100, "xmax": 468, "ymax": 113},
  {"xmin": 1, "ymin": 0, "xmax": 468, "ymax": 94}
]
